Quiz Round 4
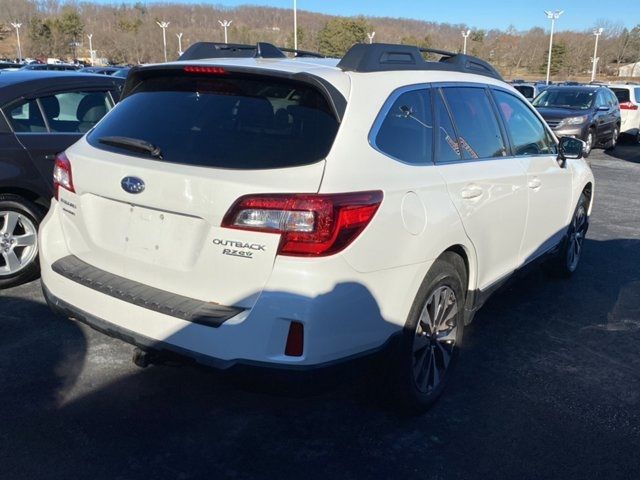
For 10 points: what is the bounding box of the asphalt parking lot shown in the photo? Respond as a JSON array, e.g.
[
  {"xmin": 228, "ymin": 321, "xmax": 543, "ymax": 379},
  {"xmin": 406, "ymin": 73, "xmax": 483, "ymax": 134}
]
[{"xmin": 1, "ymin": 144, "xmax": 639, "ymax": 480}]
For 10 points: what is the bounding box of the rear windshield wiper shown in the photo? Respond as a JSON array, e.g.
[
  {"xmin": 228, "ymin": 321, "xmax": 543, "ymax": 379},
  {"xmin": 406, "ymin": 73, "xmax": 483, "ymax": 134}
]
[{"xmin": 98, "ymin": 136, "xmax": 163, "ymax": 159}]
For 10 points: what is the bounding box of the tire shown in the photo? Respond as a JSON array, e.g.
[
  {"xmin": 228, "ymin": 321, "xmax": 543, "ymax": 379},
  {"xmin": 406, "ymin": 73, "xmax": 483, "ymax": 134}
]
[
  {"xmin": 0, "ymin": 194, "xmax": 45, "ymax": 289},
  {"xmin": 393, "ymin": 252, "xmax": 466, "ymax": 414},
  {"xmin": 605, "ymin": 126, "xmax": 619, "ymax": 151},
  {"xmin": 583, "ymin": 129, "xmax": 595, "ymax": 157},
  {"xmin": 543, "ymin": 193, "xmax": 589, "ymax": 278}
]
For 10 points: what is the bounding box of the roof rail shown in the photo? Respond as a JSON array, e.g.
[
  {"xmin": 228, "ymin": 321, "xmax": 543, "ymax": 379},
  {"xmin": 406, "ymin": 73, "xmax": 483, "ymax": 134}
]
[
  {"xmin": 336, "ymin": 43, "xmax": 503, "ymax": 80},
  {"xmin": 178, "ymin": 42, "xmax": 324, "ymax": 61}
]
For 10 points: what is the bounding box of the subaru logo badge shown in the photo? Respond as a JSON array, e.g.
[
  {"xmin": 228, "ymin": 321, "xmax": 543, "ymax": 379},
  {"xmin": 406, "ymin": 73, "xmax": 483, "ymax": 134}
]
[{"xmin": 121, "ymin": 176, "xmax": 145, "ymax": 194}]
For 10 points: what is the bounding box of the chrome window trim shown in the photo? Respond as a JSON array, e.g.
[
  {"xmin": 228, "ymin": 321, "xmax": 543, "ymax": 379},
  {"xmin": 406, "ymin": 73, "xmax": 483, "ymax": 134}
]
[{"xmin": 368, "ymin": 83, "xmax": 435, "ymax": 167}]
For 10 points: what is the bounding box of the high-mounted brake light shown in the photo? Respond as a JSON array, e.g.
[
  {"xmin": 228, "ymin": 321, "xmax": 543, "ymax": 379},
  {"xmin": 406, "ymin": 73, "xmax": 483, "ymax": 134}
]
[
  {"xmin": 183, "ymin": 66, "xmax": 227, "ymax": 75},
  {"xmin": 221, "ymin": 191, "xmax": 384, "ymax": 257},
  {"xmin": 619, "ymin": 101, "xmax": 638, "ymax": 111},
  {"xmin": 53, "ymin": 152, "xmax": 74, "ymax": 199}
]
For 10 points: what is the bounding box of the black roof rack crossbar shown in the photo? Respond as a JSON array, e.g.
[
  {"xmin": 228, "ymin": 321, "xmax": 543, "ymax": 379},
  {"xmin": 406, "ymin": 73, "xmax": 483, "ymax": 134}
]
[
  {"xmin": 279, "ymin": 47, "xmax": 325, "ymax": 58},
  {"xmin": 336, "ymin": 43, "xmax": 503, "ymax": 80},
  {"xmin": 179, "ymin": 42, "xmax": 324, "ymax": 61}
]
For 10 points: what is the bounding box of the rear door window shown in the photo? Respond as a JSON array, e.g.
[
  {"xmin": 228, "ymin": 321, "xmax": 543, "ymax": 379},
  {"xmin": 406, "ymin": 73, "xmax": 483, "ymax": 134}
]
[
  {"xmin": 88, "ymin": 71, "xmax": 340, "ymax": 170},
  {"xmin": 40, "ymin": 91, "xmax": 113, "ymax": 133},
  {"xmin": 3, "ymin": 99, "xmax": 46, "ymax": 133},
  {"xmin": 610, "ymin": 88, "xmax": 629, "ymax": 104},
  {"xmin": 374, "ymin": 88, "xmax": 433, "ymax": 165},
  {"xmin": 441, "ymin": 86, "xmax": 507, "ymax": 159}
]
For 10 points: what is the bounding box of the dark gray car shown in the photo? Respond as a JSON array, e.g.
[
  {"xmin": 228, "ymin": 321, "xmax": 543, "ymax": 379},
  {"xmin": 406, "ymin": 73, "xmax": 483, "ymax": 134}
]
[
  {"xmin": 532, "ymin": 86, "xmax": 621, "ymax": 156},
  {"xmin": 0, "ymin": 71, "xmax": 123, "ymax": 288}
]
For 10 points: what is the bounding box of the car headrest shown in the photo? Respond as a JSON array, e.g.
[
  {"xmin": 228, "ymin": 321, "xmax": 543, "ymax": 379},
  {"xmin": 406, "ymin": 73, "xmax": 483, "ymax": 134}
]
[
  {"xmin": 236, "ymin": 97, "xmax": 273, "ymax": 128},
  {"xmin": 40, "ymin": 96, "xmax": 60, "ymax": 119},
  {"xmin": 77, "ymin": 94, "xmax": 107, "ymax": 123}
]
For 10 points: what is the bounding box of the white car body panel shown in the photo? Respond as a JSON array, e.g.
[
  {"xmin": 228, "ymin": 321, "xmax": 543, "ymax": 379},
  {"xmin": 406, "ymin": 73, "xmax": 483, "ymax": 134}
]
[
  {"xmin": 39, "ymin": 55, "xmax": 595, "ymax": 368},
  {"xmin": 609, "ymin": 84, "xmax": 640, "ymax": 136}
]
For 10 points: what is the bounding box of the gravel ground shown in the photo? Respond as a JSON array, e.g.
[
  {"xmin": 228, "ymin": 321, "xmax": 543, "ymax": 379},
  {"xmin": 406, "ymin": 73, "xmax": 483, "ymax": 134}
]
[{"xmin": 1, "ymin": 144, "xmax": 639, "ymax": 480}]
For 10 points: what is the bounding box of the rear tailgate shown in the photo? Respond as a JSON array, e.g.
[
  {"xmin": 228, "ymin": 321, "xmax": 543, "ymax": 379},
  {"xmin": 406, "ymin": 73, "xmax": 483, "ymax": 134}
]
[{"xmin": 56, "ymin": 66, "xmax": 342, "ymax": 310}]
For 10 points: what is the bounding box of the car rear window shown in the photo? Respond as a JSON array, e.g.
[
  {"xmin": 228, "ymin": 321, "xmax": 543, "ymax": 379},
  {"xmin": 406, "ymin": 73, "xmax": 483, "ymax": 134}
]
[
  {"xmin": 610, "ymin": 88, "xmax": 630, "ymax": 103},
  {"xmin": 87, "ymin": 71, "xmax": 340, "ymax": 169},
  {"xmin": 513, "ymin": 85, "xmax": 534, "ymax": 99}
]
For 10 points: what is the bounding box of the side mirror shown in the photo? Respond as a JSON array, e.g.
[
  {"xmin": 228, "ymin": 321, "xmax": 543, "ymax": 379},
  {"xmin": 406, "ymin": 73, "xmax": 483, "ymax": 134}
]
[{"xmin": 558, "ymin": 136, "xmax": 585, "ymax": 161}]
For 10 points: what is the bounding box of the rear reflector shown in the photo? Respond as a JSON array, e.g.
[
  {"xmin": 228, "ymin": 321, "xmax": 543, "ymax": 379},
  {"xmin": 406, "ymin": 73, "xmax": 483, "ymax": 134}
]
[
  {"xmin": 221, "ymin": 191, "xmax": 383, "ymax": 257},
  {"xmin": 619, "ymin": 101, "xmax": 638, "ymax": 110},
  {"xmin": 53, "ymin": 152, "xmax": 74, "ymax": 200},
  {"xmin": 183, "ymin": 66, "xmax": 227, "ymax": 75},
  {"xmin": 285, "ymin": 321, "xmax": 304, "ymax": 357}
]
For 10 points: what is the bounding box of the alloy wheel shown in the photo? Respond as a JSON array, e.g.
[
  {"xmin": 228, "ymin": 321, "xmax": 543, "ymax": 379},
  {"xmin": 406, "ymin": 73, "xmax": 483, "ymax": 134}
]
[
  {"xmin": 0, "ymin": 210, "xmax": 38, "ymax": 277},
  {"xmin": 585, "ymin": 132, "xmax": 593, "ymax": 154},
  {"xmin": 567, "ymin": 204, "xmax": 587, "ymax": 272},
  {"xmin": 412, "ymin": 286, "xmax": 458, "ymax": 393}
]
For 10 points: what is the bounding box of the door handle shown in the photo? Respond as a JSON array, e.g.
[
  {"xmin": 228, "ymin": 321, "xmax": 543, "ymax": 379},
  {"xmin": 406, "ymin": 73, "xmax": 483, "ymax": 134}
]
[
  {"xmin": 45, "ymin": 154, "xmax": 56, "ymax": 161},
  {"xmin": 460, "ymin": 186, "xmax": 483, "ymax": 199},
  {"xmin": 528, "ymin": 178, "xmax": 542, "ymax": 189}
]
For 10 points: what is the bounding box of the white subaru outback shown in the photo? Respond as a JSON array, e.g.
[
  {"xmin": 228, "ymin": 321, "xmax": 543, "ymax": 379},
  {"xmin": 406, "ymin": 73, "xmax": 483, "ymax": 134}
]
[{"xmin": 40, "ymin": 42, "xmax": 594, "ymax": 411}]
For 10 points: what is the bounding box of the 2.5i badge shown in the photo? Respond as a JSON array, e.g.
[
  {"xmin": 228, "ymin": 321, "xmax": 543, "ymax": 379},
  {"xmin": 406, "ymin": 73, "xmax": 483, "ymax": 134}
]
[{"xmin": 213, "ymin": 238, "xmax": 266, "ymax": 259}]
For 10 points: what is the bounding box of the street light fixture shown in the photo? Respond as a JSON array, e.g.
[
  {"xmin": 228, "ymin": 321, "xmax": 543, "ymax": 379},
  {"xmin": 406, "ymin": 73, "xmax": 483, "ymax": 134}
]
[
  {"xmin": 219, "ymin": 20, "xmax": 232, "ymax": 44},
  {"xmin": 367, "ymin": 32, "xmax": 376, "ymax": 44},
  {"xmin": 87, "ymin": 33, "xmax": 94, "ymax": 66},
  {"xmin": 156, "ymin": 21, "xmax": 170, "ymax": 63},
  {"xmin": 10, "ymin": 22, "xmax": 22, "ymax": 63},
  {"xmin": 544, "ymin": 10, "xmax": 564, "ymax": 85},
  {"xmin": 461, "ymin": 29, "xmax": 471, "ymax": 54},
  {"xmin": 176, "ymin": 32, "xmax": 183, "ymax": 56},
  {"xmin": 293, "ymin": 0, "xmax": 298, "ymax": 50},
  {"xmin": 591, "ymin": 28, "xmax": 604, "ymax": 82}
]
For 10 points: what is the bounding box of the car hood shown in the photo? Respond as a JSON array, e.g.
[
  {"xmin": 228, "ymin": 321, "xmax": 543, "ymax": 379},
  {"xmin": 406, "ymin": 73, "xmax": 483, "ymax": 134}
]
[{"xmin": 535, "ymin": 106, "xmax": 590, "ymax": 121}]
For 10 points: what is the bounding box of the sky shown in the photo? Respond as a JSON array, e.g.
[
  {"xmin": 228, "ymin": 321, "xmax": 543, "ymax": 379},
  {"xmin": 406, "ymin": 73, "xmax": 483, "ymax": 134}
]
[{"xmin": 108, "ymin": 0, "xmax": 635, "ymax": 32}]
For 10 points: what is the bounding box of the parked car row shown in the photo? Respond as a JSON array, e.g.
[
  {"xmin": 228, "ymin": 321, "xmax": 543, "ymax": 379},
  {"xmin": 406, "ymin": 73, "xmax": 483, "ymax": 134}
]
[{"xmin": 510, "ymin": 79, "xmax": 640, "ymax": 149}]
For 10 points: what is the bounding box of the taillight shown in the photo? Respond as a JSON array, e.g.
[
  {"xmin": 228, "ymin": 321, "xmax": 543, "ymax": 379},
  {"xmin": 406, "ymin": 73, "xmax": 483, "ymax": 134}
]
[
  {"xmin": 619, "ymin": 101, "xmax": 638, "ymax": 110},
  {"xmin": 53, "ymin": 152, "xmax": 74, "ymax": 199},
  {"xmin": 184, "ymin": 66, "xmax": 227, "ymax": 75},
  {"xmin": 221, "ymin": 191, "xmax": 383, "ymax": 257}
]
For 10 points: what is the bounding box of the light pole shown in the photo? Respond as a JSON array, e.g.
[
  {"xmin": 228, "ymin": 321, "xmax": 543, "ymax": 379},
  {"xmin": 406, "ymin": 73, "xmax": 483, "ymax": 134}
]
[
  {"xmin": 156, "ymin": 21, "xmax": 170, "ymax": 62},
  {"xmin": 367, "ymin": 32, "xmax": 376, "ymax": 44},
  {"xmin": 87, "ymin": 34, "xmax": 94, "ymax": 66},
  {"xmin": 461, "ymin": 29, "xmax": 471, "ymax": 54},
  {"xmin": 10, "ymin": 22, "xmax": 22, "ymax": 63},
  {"xmin": 544, "ymin": 10, "xmax": 564, "ymax": 85},
  {"xmin": 219, "ymin": 20, "xmax": 232, "ymax": 44},
  {"xmin": 293, "ymin": 0, "xmax": 298, "ymax": 50},
  {"xmin": 176, "ymin": 32, "xmax": 183, "ymax": 56},
  {"xmin": 591, "ymin": 28, "xmax": 604, "ymax": 82}
]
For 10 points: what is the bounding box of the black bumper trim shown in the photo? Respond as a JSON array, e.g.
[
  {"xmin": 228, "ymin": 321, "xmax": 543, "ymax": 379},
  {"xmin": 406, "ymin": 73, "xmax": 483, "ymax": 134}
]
[
  {"xmin": 51, "ymin": 255, "xmax": 243, "ymax": 328},
  {"xmin": 42, "ymin": 283, "xmax": 400, "ymax": 374}
]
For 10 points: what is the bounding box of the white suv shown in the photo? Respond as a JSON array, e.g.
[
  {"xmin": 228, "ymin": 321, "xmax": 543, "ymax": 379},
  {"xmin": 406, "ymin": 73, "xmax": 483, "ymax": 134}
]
[
  {"xmin": 609, "ymin": 84, "xmax": 640, "ymax": 143},
  {"xmin": 40, "ymin": 42, "xmax": 594, "ymax": 411}
]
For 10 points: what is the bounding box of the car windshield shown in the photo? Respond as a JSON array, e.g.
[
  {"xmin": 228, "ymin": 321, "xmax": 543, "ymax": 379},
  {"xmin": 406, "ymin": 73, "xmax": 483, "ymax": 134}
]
[{"xmin": 532, "ymin": 89, "xmax": 595, "ymax": 110}]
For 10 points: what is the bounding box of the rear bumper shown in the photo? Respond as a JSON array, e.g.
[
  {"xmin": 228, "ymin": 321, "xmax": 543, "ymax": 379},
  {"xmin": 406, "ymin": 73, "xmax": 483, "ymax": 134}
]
[
  {"xmin": 40, "ymin": 200, "xmax": 416, "ymax": 368},
  {"xmin": 42, "ymin": 283, "xmax": 399, "ymax": 373}
]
